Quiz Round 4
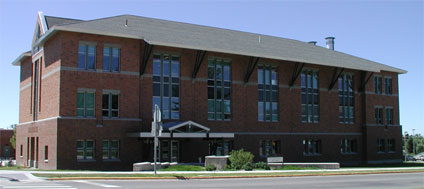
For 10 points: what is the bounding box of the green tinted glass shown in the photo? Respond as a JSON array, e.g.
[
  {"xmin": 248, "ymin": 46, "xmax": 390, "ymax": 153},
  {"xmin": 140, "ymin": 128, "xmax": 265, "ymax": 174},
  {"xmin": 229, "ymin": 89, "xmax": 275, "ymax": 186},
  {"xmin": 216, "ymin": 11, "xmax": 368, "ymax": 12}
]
[
  {"xmin": 77, "ymin": 93, "xmax": 84, "ymax": 108},
  {"xmin": 86, "ymin": 93, "xmax": 94, "ymax": 108}
]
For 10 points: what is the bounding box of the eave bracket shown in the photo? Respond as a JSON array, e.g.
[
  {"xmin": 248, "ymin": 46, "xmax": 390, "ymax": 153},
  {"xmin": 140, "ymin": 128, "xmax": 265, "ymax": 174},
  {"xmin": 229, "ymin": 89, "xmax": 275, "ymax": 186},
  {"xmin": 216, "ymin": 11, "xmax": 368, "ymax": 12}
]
[
  {"xmin": 328, "ymin": 68, "xmax": 345, "ymax": 91},
  {"xmin": 192, "ymin": 50, "xmax": 207, "ymax": 79},
  {"xmin": 289, "ymin": 63, "xmax": 305, "ymax": 87},
  {"xmin": 140, "ymin": 41, "xmax": 154, "ymax": 76},
  {"xmin": 244, "ymin": 57, "xmax": 260, "ymax": 83}
]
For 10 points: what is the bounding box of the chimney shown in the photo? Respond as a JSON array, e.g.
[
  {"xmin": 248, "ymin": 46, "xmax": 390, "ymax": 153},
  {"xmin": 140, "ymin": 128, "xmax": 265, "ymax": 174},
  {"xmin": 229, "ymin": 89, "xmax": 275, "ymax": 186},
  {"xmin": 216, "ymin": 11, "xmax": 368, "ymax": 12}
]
[
  {"xmin": 325, "ymin": 37, "xmax": 335, "ymax": 50},
  {"xmin": 308, "ymin": 41, "xmax": 317, "ymax": 45}
]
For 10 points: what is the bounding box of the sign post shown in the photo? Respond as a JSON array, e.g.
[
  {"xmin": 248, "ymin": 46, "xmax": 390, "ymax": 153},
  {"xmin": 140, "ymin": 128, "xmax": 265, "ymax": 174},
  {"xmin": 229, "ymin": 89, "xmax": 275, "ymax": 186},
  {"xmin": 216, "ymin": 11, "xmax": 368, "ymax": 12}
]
[{"xmin": 152, "ymin": 105, "xmax": 162, "ymax": 175}]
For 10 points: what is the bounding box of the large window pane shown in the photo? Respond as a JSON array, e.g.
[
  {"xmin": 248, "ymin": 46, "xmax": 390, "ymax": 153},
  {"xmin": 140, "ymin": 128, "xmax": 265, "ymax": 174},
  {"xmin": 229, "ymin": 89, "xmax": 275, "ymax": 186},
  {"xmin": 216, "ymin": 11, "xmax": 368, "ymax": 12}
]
[
  {"xmin": 77, "ymin": 93, "xmax": 84, "ymax": 108},
  {"xmin": 112, "ymin": 48, "xmax": 119, "ymax": 72},
  {"xmin": 78, "ymin": 45, "xmax": 86, "ymax": 69},
  {"xmin": 103, "ymin": 47, "xmax": 110, "ymax": 71},
  {"xmin": 87, "ymin": 46, "xmax": 96, "ymax": 70},
  {"xmin": 208, "ymin": 58, "xmax": 231, "ymax": 120}
]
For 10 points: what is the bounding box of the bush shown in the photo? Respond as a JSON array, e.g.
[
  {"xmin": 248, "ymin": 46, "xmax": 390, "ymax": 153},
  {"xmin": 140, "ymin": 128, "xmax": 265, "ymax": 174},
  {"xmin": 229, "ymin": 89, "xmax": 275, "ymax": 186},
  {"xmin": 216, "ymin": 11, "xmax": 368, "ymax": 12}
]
[
  {"xmin": 228, "ymin": 149, "xmax": 254, "ymax": 170},
  {"xmin": 242, "ymin": 163, "xmax": 253, "ymax": 171},
  {"xmin": 205, "ymin": 164, "xmax": 216, "ymax": 171},
  {"xmin": 254, "ymin": 161, "xmax": 270, "ymax": 170}
]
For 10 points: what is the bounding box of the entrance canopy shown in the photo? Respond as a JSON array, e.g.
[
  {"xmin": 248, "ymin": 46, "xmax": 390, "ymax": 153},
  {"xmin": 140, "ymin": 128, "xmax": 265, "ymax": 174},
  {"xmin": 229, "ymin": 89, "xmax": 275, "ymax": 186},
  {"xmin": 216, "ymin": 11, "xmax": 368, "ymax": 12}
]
[{"xmin": 127, "ymin": 120, "xmax": 234, "ymax": 138}]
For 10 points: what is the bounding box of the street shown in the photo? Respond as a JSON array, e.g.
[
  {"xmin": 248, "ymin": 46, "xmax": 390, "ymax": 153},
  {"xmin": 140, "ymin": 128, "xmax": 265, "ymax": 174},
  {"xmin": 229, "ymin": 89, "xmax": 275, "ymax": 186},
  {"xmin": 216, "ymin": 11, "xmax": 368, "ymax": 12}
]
[{"xmin": 0, "ymin": 172, "xmax": 423, "ymax": 189}]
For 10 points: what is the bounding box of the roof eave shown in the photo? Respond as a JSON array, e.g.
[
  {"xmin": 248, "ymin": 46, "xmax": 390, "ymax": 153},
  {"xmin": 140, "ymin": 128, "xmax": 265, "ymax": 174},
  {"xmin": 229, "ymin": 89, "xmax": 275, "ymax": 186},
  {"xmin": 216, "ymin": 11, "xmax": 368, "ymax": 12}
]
[
  {"xmin": 11, "ymin": 51, "xmax": 31, "ymax": 66},
  {"xmin": 34, "ymin": 25, "xmax": 408, "ymax": 75}
]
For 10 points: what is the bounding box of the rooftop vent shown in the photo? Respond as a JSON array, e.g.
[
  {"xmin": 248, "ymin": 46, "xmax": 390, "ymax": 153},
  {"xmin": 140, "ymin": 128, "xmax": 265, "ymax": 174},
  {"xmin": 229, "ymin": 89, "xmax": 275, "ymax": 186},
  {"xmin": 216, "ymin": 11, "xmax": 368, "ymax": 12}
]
[
  {"xmin": 308, "ymin": 41, "xmax": 317, "ymax": 45},
  {"xmin": 325, "ymin": 37, "xmax": 335, "ymax": 50}
]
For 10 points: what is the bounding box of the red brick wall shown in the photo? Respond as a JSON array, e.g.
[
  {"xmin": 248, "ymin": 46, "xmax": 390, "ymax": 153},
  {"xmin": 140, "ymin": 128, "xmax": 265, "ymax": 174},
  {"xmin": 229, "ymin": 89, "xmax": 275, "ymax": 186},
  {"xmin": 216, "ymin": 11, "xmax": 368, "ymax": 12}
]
[
  {"xmin": 19, "ymin": 57, "xmax": 33, "ymax": 123},
  {"xmin": 15, "ymin": 119, "xmax": 58, "ymax": 169},
  {"xmin": 16, "ymin": 31, "xmax": 402, "ymax": 169}
]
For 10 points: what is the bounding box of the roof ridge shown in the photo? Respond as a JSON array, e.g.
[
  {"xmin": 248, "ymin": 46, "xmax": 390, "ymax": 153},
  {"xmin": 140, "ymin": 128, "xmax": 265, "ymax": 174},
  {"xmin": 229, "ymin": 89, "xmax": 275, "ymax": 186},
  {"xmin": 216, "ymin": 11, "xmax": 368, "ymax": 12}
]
[{"xmin": 122, "ymin": 14, "xmax": 310, "ymax": 45}]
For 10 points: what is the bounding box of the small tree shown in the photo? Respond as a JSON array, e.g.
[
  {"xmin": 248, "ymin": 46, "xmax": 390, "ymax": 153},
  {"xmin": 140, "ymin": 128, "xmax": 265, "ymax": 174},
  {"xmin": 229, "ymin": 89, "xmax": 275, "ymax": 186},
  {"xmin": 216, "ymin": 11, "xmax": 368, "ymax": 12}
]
[
  {"xmin": 228, "ymin": 149, "xmax": 254, "ymax": 170},
  {"xmin": 9, "ymin": 127, "xmax": 16, "ymax": 149}
]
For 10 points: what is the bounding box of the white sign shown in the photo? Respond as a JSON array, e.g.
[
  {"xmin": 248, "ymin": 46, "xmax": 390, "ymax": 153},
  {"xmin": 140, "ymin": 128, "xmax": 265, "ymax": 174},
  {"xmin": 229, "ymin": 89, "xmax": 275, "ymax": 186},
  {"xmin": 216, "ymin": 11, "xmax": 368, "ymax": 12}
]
[{"xmin": 153, "ymin": 105, "xmax": 161, "ymax": 123}]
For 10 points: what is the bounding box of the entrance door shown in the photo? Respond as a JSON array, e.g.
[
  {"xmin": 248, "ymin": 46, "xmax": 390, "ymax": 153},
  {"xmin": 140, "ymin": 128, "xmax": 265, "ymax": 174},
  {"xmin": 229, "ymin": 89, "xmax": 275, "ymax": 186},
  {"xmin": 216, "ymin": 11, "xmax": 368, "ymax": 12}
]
[
  {"xmin": 170, "ymin": 140, "xmax": 179, "ymax": 162},
  {"xmin": 160, "ymin": 140, "xmax": 179, "ymax": 162}
]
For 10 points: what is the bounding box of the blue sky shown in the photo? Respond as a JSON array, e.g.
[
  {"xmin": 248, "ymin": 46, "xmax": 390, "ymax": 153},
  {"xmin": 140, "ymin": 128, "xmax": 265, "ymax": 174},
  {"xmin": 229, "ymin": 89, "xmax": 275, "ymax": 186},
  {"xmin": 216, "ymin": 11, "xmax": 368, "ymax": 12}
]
[{"xmin": 0, "ymin": 0, "xmax": 422, "ymax": 135}]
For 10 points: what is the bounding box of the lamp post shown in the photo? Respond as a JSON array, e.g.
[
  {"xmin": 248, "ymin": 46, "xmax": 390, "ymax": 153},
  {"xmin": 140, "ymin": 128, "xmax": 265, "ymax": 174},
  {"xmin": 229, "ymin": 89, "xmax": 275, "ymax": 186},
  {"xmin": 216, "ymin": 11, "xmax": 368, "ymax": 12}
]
[
  {"xmin": 412, "ymin": 129, "xmax": 415, "ymax": 155},
  {"xmin": 404, "ymin": 131, "xmax": 408, "ymax": 161}
]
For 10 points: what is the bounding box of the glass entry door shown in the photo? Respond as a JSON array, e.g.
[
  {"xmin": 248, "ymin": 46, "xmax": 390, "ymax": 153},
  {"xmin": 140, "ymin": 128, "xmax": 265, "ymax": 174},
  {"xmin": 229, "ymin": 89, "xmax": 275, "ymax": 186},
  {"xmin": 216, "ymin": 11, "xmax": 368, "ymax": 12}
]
[{"xmin": 160, "ymin": 140, "xmax": 179, "ymax": 162}]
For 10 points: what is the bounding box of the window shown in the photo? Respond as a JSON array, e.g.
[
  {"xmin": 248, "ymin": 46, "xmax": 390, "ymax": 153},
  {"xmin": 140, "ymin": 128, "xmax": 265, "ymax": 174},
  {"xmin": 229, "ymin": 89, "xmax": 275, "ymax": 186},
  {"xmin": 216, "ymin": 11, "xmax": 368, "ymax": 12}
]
[
  {"xmin": 208, "ymin": 58, "xmax": 231, "ymax": 120},
  {"xmin": 303, "ymin": 139, "xmax": 321, "ymax": 155},
  {"xmin": 152, "ymin": 54, "xmax": 180, "ymax": 120},
  {"xmin": 78, "ymin": 43, "xmax": 96, "ymax": 70},
  {"xmin": 301, "ymin": 70, "xmax": 319, "ymax": 123},
  {"xmin": 374, "ymin": 76, "xmax": 382, "ymax": 94},
  {"xmin": 341, "ymin": 139, "xmax": 357, "ymax": 154},
  {"xmin": 386, "ymin": 107, "xmax": 393, "ymax": 125},
  {"xmin": 385, "ymin": 77, "xmax": 393, "ymax": 95},
  {"xmin": 377, "ymin": 139, "xmax": 385, "ymax": 153},
  {"xmin": 103, "ymin": 47, "xmax": 120, "ymax": 72},
  {"xmin": 338, "ymin": 74, "xmax": 354, "ymax": 124},
  {"xmin": 77, "ymin": 90, "xmax": 95, "ymax": 117},
  {"xmin": 102, "ymin": 92, "xmax": 119, "ymax": 118},
  {"xmin": 375, "ymin": 107, "xmax": 383, "ymax": 125},
  {"xmin": 260, "ymin": 140, "xmax": 281, "ymax": 157},
  {"xmin": 210, "ymin": 139, "xmax": 233, "ymax": 156},
  {"xmin": 33, "ymin": 59, "xmax": 40, "ymax": 121},
  {"xmin": 258, "ymin": 65, "xmax": 278, "ymax": 122},
  {"xmin": 77, "ymin": 140, "xmax": 95, "ymax": 160},
  {"xmin": 20, "ymin": 144, "xmax": 23, "ymax": 157},
  {"xmin": 102, "ymin": 140, "xmax": 119, "ymax": 160},
  {"xmin": 388, "ymin": 139, "xmax": 395, "ymax": 152},
  {"xmin": 44, "ymin": 145, "xmax": 48, "ymax": 161}
]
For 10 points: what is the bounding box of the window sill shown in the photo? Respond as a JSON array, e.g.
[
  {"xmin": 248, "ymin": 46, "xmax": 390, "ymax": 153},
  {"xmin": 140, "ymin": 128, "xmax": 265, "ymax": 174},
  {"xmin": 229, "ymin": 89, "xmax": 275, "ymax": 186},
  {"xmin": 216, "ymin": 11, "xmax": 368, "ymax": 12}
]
[
  {"xmin": 44, "ymin": 160, "xmax": 48, "ymax": 163},
  {"xmin": 77, "ymin": 159, "xmax": 96, "ymax": 162},
  {"xmin": 103, "ymin": 117, "xmax": 120, "ymax": 120},
  {"xmin": 77, "ymin": 68, "xmax": 96, "ymax": 72}
]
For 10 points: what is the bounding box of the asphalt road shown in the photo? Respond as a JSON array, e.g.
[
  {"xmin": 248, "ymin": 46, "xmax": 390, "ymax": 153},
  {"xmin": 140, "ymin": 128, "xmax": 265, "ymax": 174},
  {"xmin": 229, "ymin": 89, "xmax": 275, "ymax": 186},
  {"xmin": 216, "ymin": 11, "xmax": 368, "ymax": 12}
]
[{"xmin": 1, "ymin": 172, "xmax": 423, "ymax": 189}]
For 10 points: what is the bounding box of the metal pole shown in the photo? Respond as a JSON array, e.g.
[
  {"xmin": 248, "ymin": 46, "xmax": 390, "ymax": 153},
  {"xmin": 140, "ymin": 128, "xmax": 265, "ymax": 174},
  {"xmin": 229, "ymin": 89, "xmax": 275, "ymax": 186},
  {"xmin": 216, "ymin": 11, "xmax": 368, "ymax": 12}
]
[
  {"xmin": 154, "ymin": 119, "xmax": 158, "ymax": 175},
  {"xmin": 412, "ymin": 129, "xmax": 415, "ymax": 155},
  {"xmin": 404, "ymin": 132, "xmax": 407, "ymax": 162}
]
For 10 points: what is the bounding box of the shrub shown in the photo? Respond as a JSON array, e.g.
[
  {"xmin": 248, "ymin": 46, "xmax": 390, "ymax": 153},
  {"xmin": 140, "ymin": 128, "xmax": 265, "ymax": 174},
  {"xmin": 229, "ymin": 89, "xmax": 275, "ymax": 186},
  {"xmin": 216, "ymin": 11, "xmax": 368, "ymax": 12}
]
[
  {"xmin": 205, "ymin": 164, "xmax": 216, "ymax": 171},
  {"xmin": 228, "ymin": 149, "xmax": 254, "ymax": 170},
  {"xmin": 254, "ymin": 161, "xmax": 270, "ymax": 170},
  {"xmin": 242, "ymin": 163, "xmax": 253, "ymax": 171}
]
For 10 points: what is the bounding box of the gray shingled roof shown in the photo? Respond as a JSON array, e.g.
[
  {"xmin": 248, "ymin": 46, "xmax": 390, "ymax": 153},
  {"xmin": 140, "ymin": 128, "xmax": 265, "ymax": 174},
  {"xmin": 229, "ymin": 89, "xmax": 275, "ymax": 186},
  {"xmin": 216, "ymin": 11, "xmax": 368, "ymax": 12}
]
[
  {"xmin": 45, "ymin": 16, "xmax": 83, "ymax": 29},
  {"xmin": 42, "ymin": 15, "xmax": 406, "ymax": 74}
]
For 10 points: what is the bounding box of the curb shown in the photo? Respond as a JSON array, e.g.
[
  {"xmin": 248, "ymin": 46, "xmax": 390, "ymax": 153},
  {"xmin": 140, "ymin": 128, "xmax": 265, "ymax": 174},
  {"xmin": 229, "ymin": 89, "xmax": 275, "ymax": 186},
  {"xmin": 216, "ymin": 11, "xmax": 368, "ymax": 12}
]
[{"xmin": 46, "ymin": 170, "xmax": 424, "ymax": 180}]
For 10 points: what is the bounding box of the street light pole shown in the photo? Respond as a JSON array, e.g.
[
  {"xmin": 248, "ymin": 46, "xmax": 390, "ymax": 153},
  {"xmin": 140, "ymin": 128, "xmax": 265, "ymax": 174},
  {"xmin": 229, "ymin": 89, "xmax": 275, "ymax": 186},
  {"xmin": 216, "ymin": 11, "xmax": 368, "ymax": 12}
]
[
  {"xmin": 412, "ymin": 129, "xmax": 415, "ymax": 155},
  {"xmin": 404, "ymin": 131, "xmax": 408, "ymax": 161}
]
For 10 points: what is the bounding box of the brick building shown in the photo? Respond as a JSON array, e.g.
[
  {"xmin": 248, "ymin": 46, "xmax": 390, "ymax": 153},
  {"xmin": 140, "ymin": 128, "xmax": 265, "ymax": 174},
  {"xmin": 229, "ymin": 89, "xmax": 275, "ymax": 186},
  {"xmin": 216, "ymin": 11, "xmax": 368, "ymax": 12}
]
[{"xmin": 12, "ymin": 12, "xmax": 406, "ymax": 170}]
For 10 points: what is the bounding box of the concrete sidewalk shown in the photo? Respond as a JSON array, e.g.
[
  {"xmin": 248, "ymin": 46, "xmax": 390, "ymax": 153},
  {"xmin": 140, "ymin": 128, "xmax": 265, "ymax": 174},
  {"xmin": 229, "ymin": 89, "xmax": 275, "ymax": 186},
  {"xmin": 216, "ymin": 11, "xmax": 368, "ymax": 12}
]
[{"xmin": 1, "ymin": 167, "xmax": 423, "ymax": 175}]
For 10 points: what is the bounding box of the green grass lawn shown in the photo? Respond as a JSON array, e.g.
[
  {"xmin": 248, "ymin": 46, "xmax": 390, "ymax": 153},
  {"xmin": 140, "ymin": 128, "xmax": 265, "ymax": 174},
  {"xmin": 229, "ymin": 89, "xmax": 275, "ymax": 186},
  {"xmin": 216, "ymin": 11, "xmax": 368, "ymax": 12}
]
[{"xmin": 160, "ymin": 165, "xmax": 205, "ymax": 171}]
